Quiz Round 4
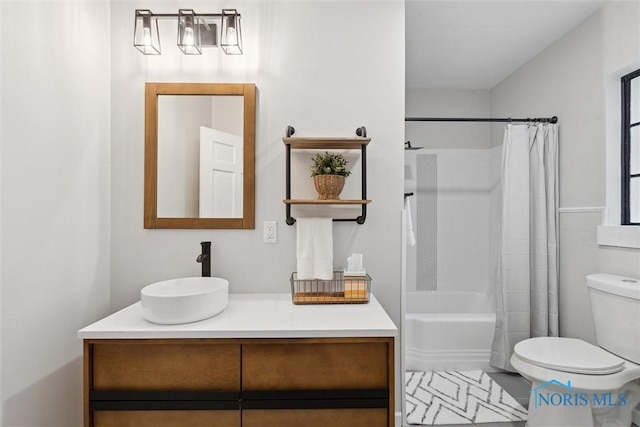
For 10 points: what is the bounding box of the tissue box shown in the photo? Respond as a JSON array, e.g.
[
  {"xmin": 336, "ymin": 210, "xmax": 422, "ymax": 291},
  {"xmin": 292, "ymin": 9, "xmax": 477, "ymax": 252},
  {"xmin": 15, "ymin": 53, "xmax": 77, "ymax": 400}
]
[{"xmin": 290, "ymin": 271, "xmax": 371, "ymax": 305}]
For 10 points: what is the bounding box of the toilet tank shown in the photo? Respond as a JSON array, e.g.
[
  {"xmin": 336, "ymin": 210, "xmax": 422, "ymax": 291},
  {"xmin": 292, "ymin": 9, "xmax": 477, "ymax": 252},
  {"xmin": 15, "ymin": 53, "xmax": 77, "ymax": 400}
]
[{"xmin": 587, "ymin": 273, "xmax": 640, "ymax": 364}]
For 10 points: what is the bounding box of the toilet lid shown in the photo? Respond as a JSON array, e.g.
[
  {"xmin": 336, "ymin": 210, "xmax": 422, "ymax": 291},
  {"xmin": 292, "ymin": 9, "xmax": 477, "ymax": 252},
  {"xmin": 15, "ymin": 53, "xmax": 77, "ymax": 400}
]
[{"xmin": 514, "ymin": 337, "xmax": 625, "ymax": 375}]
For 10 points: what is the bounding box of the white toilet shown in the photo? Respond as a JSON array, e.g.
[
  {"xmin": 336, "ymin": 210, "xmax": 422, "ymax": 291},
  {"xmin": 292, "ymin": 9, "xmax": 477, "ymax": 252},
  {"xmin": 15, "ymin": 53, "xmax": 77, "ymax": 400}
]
[{"xmin": 511, "ymin": 273, "xmax": 640, "ymax": 427}]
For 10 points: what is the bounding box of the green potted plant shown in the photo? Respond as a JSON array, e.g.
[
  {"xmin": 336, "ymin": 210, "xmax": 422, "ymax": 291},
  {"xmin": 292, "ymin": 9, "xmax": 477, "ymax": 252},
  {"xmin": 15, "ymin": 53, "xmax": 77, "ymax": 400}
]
[{"xmin": 310, "ymin": 152, "xmax": 352, "ymax": 200}]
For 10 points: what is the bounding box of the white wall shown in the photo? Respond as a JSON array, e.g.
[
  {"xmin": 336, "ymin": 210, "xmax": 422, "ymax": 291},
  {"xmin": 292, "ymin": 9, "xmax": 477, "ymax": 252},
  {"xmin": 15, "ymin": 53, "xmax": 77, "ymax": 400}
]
[
  {"xmin": 111, "ymin": 0, "xmax": 404, "ymax": 408},
  {"xmin": 0, "ymin": 3, "xmax": 4, "ymax": 420},
  {"xmin": 1, "ymin": 2, "xmax": 111, "ymax": 426},
  {"xmin": 111, "ymin": 0, "xmax": 404, "ymax": 317},
  {"xmin": 490, "ymin": 2, "xmax": 640, "ymax": 343}
]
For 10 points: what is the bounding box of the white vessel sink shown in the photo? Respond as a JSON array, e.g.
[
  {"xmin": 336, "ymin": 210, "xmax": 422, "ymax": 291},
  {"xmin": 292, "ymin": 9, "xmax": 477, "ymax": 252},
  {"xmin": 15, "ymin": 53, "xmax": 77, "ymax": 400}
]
[{"xmin": 141, "ymin": 277, "xmax": 229, "ymax": 325}]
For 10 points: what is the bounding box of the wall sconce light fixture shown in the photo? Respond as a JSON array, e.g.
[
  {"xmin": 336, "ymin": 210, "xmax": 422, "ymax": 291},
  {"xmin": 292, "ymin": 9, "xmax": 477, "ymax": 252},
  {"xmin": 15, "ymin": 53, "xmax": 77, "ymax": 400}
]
[
  {"xmin": 133, "ymin": 8, "xmax": 242, "ymax": 55},
  {"xmin": 221, "ymin": 9, "xmax": 243, "ymax": 55},
  {"xmin": 134, "ymin": 10, "xmax": 161, "ymax": 55},
  {"xmin": 177, "ymin": 9, "xmax": 201, "ymax": 55}
]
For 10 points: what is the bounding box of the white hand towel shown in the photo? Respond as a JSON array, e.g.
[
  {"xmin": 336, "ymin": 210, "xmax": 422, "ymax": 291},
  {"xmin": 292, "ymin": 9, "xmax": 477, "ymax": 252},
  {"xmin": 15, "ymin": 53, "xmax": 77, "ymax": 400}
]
[
  {"xmin": 296, "ymin": 218, "xmax": 333, "ymax": 280},
  {"xmin": 296, "ymin": 219, "xmax": 315, "ymax": 279},
  {"xmin": 405, "ymin": 197, "xmax": 416, "ymax": 247},
  {"xmin": 312, "ymin": 218, "xmax": 333, "ymax": 280}
]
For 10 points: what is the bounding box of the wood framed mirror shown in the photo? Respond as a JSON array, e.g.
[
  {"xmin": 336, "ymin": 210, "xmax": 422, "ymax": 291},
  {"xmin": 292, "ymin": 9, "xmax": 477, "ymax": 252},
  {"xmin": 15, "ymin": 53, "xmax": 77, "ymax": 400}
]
[{"xmin": 144, "ymin": 83, "xmax": 256, "ymax": 229}]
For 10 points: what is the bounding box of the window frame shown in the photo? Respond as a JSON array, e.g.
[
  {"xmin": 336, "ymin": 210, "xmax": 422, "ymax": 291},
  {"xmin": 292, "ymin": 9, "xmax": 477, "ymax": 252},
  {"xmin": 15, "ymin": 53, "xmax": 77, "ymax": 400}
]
[{"xmin": 621, "ymin": 68, "xmax": 640, "ymax": 226}]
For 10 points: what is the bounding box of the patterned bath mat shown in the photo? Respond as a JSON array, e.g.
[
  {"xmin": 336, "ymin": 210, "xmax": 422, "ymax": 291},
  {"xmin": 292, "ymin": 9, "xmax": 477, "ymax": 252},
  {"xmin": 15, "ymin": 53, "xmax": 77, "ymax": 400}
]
[{"xmin": 406, "ymin": 370, "xmax": 528, "ymax": 425}]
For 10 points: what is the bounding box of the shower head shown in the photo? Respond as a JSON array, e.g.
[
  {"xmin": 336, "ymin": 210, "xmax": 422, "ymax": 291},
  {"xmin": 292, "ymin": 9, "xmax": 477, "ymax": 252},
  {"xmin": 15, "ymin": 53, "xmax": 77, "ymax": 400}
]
[{"xmin": 405, "ymin": 141, "xmax": 423, "ymax": 150}]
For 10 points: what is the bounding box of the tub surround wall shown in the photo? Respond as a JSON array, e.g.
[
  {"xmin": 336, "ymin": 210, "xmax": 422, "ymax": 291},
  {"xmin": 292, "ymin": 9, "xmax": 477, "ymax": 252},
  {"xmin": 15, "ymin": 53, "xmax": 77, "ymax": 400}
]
[
  {"xmin": 407, "ymin": 149, "xmax": 492, "ymax": 294},
  {"xmin": 489, "ymin": 2, "xmax": 640, "ymax": 343},
  {"xmin": 1, "ymin": 2, "xmax": 112, "ymax": 425}
]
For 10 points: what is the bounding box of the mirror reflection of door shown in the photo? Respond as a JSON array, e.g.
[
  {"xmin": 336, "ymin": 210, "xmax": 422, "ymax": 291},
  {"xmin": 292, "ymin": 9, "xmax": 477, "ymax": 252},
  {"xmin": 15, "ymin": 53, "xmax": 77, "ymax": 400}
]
[
  {"xmin": 199, "ymin": 127, "xmax": 243, "ymax": 218},
  {"xmin": 156, "ymin": 95, "xmax": 244, "ymax": 218}
]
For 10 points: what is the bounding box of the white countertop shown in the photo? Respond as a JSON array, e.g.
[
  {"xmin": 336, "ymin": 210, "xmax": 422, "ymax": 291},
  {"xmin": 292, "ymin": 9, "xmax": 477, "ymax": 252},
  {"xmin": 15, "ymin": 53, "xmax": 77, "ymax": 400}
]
[{"xmin": 78, "ymin": 293, "xmax": 397, "ymax": 340}]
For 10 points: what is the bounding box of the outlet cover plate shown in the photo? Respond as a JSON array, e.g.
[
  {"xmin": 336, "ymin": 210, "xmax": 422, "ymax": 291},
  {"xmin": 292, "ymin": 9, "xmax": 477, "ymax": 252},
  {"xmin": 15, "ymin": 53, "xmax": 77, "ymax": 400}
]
[{"xmin": 263, "ymin": 221, "xmax": 277, "ymax": 243}]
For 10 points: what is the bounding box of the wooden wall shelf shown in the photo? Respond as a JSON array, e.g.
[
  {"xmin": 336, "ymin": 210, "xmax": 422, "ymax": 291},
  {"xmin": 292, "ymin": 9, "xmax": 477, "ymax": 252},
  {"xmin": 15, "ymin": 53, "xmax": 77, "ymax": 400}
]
[
  {"xmin": 283, "ymin": 138, "xmax": 370, "ymax": 150},
  {"xmin": 283, "ymin": 126, "xmax": 371, "ymax": 225}
]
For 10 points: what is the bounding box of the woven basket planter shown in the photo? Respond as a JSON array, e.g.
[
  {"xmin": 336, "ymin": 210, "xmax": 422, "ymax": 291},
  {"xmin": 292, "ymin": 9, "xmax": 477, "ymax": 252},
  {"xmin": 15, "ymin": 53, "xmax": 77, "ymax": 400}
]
[{"xmin": 313, "ymin": 175, "xmax": 346, "ymax": 200}]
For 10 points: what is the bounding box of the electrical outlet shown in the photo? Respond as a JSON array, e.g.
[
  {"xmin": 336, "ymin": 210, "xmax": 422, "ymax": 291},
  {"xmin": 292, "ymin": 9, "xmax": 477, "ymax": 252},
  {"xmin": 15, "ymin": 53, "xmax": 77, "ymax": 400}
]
[{"xmin": 263, "ymin": 221, "xmax": 277, "ymax": 243}]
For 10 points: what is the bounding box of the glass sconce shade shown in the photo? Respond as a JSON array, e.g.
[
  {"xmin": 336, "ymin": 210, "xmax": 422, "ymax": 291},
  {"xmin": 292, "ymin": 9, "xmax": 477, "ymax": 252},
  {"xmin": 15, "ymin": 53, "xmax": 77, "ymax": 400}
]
[
  {"xmin": 134, "ymin": 10, "xmax": 161, "ymax": 55},
  {"xmin": 177, "ymin": 9, "xmax": 201, "ymax": 55},
  {"xmin": 221, "ymin": 9, "xmax": 243, "ymax": 55}
]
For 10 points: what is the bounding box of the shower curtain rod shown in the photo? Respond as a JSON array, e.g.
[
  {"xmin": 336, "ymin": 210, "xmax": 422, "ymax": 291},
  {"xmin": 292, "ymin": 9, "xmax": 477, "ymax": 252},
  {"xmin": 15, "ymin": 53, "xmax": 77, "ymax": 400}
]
[{"xmin": 405, "ymin": 116, "xmax": 558, "ymax": 123}]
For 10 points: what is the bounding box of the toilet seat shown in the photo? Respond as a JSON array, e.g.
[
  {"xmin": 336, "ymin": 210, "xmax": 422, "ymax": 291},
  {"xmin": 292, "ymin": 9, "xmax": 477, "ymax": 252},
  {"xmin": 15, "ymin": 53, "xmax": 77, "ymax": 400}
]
[{"xmin": 514, "ymin": 337, "xmax": 625, "ymax": 375}]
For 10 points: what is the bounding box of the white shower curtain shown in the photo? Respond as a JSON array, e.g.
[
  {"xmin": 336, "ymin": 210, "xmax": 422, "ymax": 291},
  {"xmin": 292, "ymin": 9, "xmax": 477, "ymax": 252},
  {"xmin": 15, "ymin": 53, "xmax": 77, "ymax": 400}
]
[{"xmin": 490, "ymin": 123, "xmax": 559, "ymax": 371}]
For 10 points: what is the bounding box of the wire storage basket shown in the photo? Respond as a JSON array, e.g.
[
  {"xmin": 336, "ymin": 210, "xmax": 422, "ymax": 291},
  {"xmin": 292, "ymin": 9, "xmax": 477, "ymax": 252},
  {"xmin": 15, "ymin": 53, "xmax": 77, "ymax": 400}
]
[{"xmin": 290, "ymin": 271, "xmax": 371, "ymax": 305}]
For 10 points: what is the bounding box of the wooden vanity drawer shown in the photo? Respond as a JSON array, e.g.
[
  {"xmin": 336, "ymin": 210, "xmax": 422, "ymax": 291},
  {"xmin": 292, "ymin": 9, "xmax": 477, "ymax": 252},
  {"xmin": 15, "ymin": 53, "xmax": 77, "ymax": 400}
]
[
  {"xmin": 93, "ymin": 410, "xmax": 240, "ymax": 427},
  {"xmin": 242, "ymin": 340, "xmax": 388, "ymax": 390},
  {"xmin": 242, "ymin": 408, "xmax": 387, "ymax": 427},
  {"xmin": 90, "ymin": 340, "xmax": 240, "ymax": 391}
]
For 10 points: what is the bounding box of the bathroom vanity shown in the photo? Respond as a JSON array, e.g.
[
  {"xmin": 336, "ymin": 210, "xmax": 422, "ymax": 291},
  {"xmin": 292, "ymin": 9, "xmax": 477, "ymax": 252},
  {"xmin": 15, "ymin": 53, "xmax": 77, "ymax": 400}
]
[{"xmin": 78, "ymin": 294, "xmax": 397, "ymax": 427}]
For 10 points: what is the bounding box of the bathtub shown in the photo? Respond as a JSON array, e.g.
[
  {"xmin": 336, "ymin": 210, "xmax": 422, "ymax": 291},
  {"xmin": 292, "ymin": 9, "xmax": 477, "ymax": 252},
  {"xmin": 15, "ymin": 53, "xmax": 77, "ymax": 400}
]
[{"xmin": 405, "ymin": 291, "xmax": 496, "ymax": 372}]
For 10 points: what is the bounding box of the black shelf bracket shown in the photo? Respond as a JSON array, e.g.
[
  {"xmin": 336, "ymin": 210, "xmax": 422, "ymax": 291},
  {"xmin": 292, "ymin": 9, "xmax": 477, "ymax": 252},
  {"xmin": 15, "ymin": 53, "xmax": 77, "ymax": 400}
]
[
  {"xmin": 285, "ymin": 139, "xmax": 295, "ymax": 225},
  {"xmin": 285, "ymin": 126, "xmax": 368, "ymax": 226},
  {"xmin": 286, "ymin": 125, "xmax": 295, "ymax": 137},
  {"xmin": 355, "ymin": 126, "xmax": 367, "ymax": 137}
]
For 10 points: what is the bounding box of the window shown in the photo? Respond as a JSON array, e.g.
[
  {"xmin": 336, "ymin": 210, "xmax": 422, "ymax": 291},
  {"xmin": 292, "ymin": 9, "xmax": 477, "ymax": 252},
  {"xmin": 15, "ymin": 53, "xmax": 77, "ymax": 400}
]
[{"xmin": 621, "ymin": 69, "xmax": 640, "ymax": 225}]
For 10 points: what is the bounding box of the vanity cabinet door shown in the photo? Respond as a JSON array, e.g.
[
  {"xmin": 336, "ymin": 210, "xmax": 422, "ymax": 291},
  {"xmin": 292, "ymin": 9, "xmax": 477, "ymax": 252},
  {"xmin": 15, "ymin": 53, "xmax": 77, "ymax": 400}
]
[
  {"xmin": 86, "ymin": 340, "xmax": 242, "ymax": 427},
  {"xmin": 93, "ymin": 410, "xmax": 240, "ymax": 427},
  {"xmin": 241, "ymin": 339, "xmax": 394, "ymax": 427},
  {"xmin": 242, "ymin": 408, "xmax": 387, "ymax": 427},
  {"xmin": 242, "ymin": 340, "xmax": 388, "ymax": 390},
  {"xmin": 91, "ymin": 341, "xmax": 240, "ymax": 391}
]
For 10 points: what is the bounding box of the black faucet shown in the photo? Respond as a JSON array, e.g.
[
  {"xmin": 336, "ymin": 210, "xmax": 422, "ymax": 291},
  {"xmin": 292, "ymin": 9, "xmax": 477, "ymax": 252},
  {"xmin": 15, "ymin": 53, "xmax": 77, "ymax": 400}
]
[{"xmin": 196, "ymin": 241, "xmax": 211, "ymax": 277}]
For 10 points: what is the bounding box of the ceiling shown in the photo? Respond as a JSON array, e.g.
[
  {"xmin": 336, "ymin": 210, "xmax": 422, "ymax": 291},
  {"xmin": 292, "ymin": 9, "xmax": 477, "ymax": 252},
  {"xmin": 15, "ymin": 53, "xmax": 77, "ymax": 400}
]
[{"xmin": 406, "ymin": 0, "xmax": 606, "ymax": 90}]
